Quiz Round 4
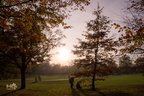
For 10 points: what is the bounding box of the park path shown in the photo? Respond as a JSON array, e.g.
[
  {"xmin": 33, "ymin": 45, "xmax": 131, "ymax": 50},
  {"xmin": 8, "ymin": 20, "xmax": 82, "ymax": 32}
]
[{"xmin": 0, "ymin": 79, "xmax": 68, "ymax": 83}]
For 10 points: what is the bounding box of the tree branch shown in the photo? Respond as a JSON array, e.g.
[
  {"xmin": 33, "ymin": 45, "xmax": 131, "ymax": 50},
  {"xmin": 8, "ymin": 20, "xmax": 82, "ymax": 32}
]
[{"xmin": 0, "ymin": 0, "xmax": 33, "ymax": 8}]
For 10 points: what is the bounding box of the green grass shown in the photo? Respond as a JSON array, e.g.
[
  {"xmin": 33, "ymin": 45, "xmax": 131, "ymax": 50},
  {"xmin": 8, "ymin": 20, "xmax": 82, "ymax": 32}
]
[
  {"xmin": 37, "ymin": 75, "xmax": 68, "ymax": 80},
  {"xmin": 0, "ymin": 74, "xmax": 144, "ymax": 96},
  {"xmin": 0, "ymin": 75, "xmax": 68, "ymax": 82},
  {"xmin": 96, "ymin": 74, "xmax": 144, "ymax": 86}
]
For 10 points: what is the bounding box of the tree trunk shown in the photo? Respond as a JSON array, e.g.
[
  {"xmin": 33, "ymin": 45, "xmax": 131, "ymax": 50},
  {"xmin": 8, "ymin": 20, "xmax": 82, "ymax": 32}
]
[
  {"xmin": 92, "ymin": 62, "xmax": 96, "ymax": 90},
  {"xmin": 91, "ymin": 9, "xmax": 100, "ymax": 89},
  {"xmin": 20, "ymin": 51, "xmax": 27, "ymax": 89},
  {"xmin": 92, "ymin": 19, "xmax": 99, "ymax": 90},
  {"xmin": 20, "ymin": 68, "xmax": 26, "ymax": 89},
  {"xmin": 92, "ymin": 34, "xmax": 99, "ymax": 90}
]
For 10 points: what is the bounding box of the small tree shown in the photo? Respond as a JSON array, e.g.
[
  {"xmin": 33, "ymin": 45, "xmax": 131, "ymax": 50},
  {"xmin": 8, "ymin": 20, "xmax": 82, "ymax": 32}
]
[
  {"xmin": 119, "ymin": 54, "xmax": 132, "ymax": 74},
  {"xmin": 72, "ymin": 4, "xmax": 116, "ymax": 90},
  {"xmin": 134, "ymin": 57, "xmax": 144, "ymax": 73}
]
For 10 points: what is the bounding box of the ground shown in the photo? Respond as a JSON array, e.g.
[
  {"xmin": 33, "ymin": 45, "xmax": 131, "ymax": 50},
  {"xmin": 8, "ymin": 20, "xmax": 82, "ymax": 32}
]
[{"xmin": 0, "ymin": 74, "xmax": 144, "ymax": 96}]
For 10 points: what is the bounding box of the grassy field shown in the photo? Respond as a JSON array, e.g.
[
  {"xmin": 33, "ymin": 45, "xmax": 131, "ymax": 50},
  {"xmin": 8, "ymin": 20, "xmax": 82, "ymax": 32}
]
[{"xmin": 0, "ymin": 74, "xmax": 144, "ymax": 96}]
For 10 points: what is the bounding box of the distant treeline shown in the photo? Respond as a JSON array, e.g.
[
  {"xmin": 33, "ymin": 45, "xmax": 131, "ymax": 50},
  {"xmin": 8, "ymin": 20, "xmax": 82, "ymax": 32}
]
[
  {"xmin": 0, "ymin": 57, "xmax": 144, "ymax": 80},
  {"xmin": 26, "ymin": 63, "xmax": 78, "ymax": 76},
  {"xmin": 0, "ymin": 63, "xmax": 78, "ymax": 80}
]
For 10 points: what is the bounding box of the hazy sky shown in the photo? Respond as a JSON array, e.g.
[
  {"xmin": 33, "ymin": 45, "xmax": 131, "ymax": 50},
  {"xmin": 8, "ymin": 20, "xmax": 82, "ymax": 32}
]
[{"xmin": 50, "ymin": 0, "xmax": 126, "ymax": 65}]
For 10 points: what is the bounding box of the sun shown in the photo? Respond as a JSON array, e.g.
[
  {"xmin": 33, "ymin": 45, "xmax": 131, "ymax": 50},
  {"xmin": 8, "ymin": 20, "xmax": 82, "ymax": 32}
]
[{"xmin": 58, "ymin": 48, "xmax": 70, "ymax": 61}]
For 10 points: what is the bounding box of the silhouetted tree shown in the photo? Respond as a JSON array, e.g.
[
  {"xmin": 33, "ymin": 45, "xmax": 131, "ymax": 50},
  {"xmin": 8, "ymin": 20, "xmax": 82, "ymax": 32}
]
[
  {"xmin": 72, "ymin": 4, "xmax": 117, "ymax": 90},
  {"xmin": 134, "ymin": 57, "xmax": 144, "ymax": 73},
  {"xmin": 119, "ymin": 54, "xmax": 132, "ymax": 74}
]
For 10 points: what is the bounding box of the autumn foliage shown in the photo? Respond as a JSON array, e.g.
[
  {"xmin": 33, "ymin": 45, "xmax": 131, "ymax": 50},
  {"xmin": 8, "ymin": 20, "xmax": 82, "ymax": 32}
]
[
  {"xmin": 72, "ymin": 4, "xmax": 117, "ymax": 90},
  {"xmin": 0, "ymin": 0, "xmax": 90, "ymax": 89},
  {"xmin": 113, "ymin": 0, "xmax": 144, "ymax": 54}
]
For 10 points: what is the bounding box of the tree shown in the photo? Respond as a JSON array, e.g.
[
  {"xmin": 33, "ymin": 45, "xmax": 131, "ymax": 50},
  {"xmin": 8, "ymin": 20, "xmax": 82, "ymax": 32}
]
[
  {"xmin": 115, "ymin": 0, "xmax": 144, "ymax": 55},
  {"xmin": 0, "ymin": 55, "xmax": 20, "ymax": 80},
  {"xmin": 113, "ymin": 0, "xmax": 144, "ymax": 74},
  {"xmin": 0, "ymin": 15, "xmax": 63, "ymax": 89},
  {"xmin": 72, "ymin": 4, "xmax": 116, "ymax": 90},
  {"xmin": 134, "ymin": 57, "xmax": 144, "ymax": 73},
  {"xmin": 0, "ymin": 0, "xmax": 90, "ymax": 32},
  {"xmin": 105, "ymin": 58, "xmax": 118, "ymax": 75},
  {"xmin": 36, "ymin": 63, "xmax": 52, "ymax": 75},
  {"xmin": 0, "ymin": 0, "xmax": 90, "ymax": 89},
  {"xmin": 119, "ymin": 54, "xmax": 132, "ymax": 74}
]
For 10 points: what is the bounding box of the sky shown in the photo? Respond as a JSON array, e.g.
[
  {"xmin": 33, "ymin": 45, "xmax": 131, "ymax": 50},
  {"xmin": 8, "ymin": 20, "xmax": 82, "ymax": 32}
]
[{"xmin": 50, "ymin": 0, "xmax": 126, "ymax": 66}]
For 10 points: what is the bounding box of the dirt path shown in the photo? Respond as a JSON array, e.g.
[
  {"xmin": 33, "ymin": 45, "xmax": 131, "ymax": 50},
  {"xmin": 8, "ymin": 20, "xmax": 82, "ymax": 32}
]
[{"xmin": 0, "ymin": 79, "xmax": 68, "ymax": 83}]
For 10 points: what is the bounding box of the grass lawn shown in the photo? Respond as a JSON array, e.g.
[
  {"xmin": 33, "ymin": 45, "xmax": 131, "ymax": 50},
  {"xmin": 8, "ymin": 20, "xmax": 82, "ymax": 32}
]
[{"xmin": 0, "ymin": 74, "xmax": 144, "ymax": 96}]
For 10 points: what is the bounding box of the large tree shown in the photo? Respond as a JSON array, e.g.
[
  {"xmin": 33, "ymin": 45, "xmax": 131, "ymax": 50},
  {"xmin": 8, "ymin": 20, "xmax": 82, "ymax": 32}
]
[
  {"xmin": 72, "ymin": 4, "xmax": 116, "ymax": 90},
  {"xmin": 0, "ymin": 13, "xmax": 64, "ymax": 89},
  {"xmin": 0, "ymin": 0, "xmax": 90, "ymax": 89},
  {"xmin": 0, "ymin": 0, "xmax": 90, "ymax": 30}
]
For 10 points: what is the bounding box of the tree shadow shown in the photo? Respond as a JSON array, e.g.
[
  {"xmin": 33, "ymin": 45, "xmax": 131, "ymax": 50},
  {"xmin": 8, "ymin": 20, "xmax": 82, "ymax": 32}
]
[
  {"xmin": 71, "ymin": 88, "xmax": 132, "ymax": 96},
  {"xmin": 81, "ymin": 88, "xmax": 106, "ymax": 96},
  {"xmin": 71, "ymin": 88, "xmax": 93, "ymax": 96},
  {"xmin": 97, "ymin": 87, "xmax": 133, "ymax": 96},
  {"xmin": 71, "ymin": 89, "xmax": 81, "ymax": 96},
  {"xmin": 78, "ymin": 89, "xmax": 92, "ymax": 96},
  {"xmin": 96, "ymin": 88, "xmax": 132, "ymax": 96},
  {"xmin": 106, "ymin": 91, "xmax": 132, "ymax": 96},
  {"xmin": 95, "ymin": 88, "xmax": 106, "ymax": 96},
  {"xmin": 29, "ymin": 81, "xmax": 38, "ymax": 84},
  {"xmin": 1, "ymin": 88, "xmax": 22, "ymax": 96}
]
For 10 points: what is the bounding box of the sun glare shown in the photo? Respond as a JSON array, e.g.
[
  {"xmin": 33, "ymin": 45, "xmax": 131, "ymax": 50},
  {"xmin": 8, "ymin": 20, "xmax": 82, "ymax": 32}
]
[{"xmin": 58, "ymin": 48, "xmax": 70, "ymax": 61}]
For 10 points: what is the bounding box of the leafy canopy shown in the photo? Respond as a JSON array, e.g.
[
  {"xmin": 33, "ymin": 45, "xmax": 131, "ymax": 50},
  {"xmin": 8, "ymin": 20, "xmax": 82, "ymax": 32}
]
[
  {"xmin": 72, "ymin": 4, "xmax": 116, "ymax": 78},
  {"xmin": 0, "ymin": 0, "xmax": 90, "ymax": 89},
  {"xmin": 114, "ymin": 0, "xmax": 144, "ymax": 54}
]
